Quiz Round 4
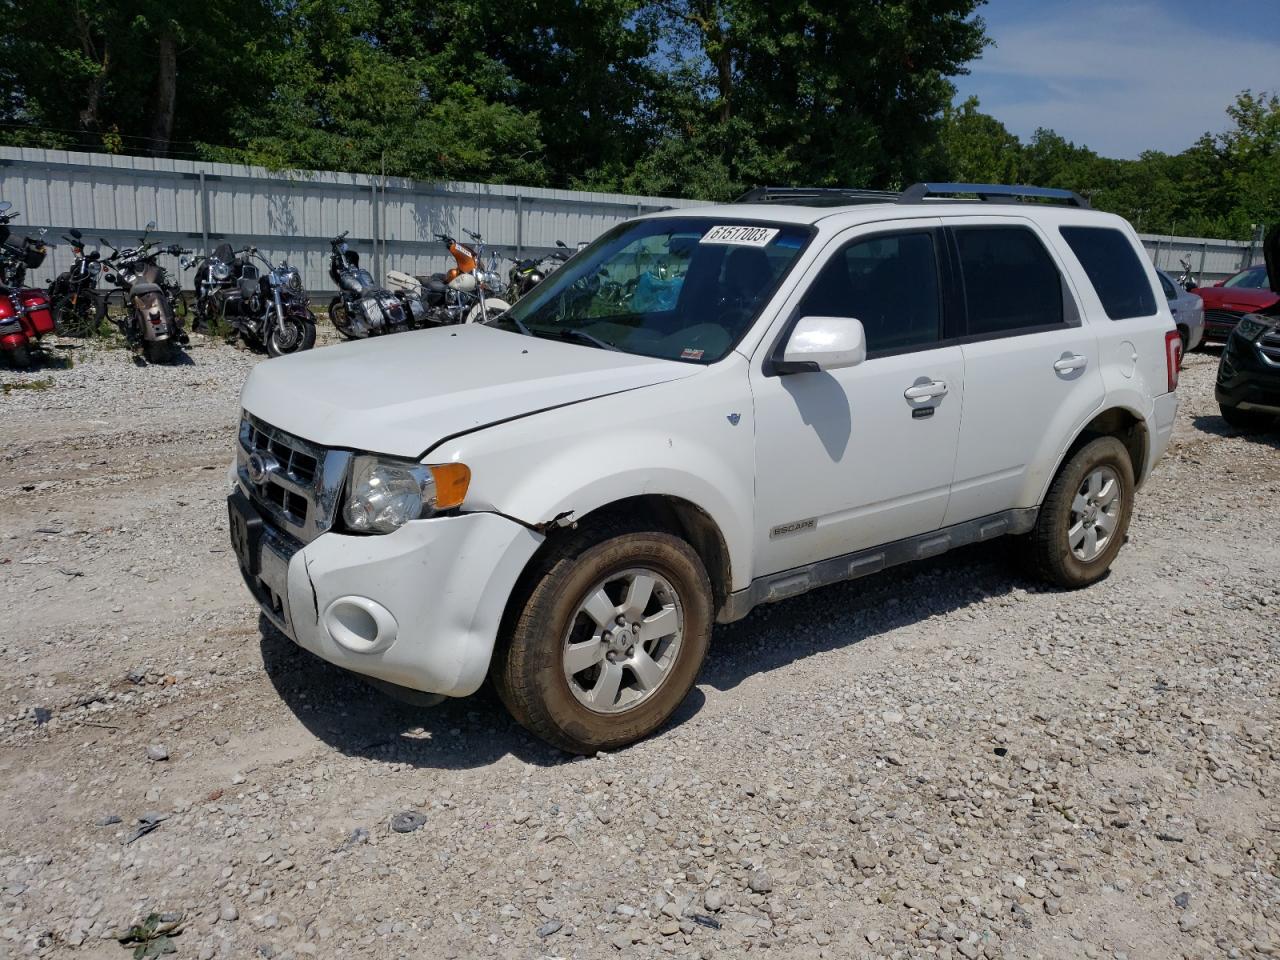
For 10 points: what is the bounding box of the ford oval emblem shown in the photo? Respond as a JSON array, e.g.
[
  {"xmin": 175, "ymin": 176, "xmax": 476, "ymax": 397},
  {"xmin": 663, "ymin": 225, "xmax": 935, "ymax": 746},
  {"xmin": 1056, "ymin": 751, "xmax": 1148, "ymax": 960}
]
[{"xmin": 246, "ymin": 451, "xmax": 279, "ymax": 486}]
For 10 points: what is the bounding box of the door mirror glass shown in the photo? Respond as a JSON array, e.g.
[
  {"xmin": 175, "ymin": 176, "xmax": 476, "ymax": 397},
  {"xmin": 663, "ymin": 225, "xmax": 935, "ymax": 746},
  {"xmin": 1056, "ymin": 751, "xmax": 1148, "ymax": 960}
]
[
  {"xmin": 0, "ymin": 201, "xmax": 10, "ymax": 213},
  {"xmin": 778, "ymin": 316, "xmax": 866, "ymax": 373},
  {"xmin": 70, "ymin": 228, "xmax": 82, "ymax": 240}
]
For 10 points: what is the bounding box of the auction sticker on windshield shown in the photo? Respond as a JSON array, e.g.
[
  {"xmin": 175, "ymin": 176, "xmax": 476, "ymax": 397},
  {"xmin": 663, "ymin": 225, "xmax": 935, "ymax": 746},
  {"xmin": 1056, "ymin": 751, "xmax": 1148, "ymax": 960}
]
[{"xmin": 700, "ymin": 225, "xmax": 780, "ymax": 247}]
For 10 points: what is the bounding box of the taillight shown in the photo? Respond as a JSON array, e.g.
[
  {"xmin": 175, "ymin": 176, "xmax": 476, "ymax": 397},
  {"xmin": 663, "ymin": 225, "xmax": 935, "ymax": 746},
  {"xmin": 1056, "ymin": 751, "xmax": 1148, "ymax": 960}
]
[{"xmin": 1165, "ymin": 329, "xmax": 1182, "ymax": 392}]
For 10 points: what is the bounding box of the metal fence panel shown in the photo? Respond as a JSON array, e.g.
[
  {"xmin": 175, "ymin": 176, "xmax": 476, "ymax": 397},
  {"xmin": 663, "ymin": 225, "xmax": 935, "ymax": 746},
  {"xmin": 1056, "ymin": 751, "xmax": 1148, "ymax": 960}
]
[{"xmin": 2, "ymin": 146, "xmax": 1260, "ymax": 294}]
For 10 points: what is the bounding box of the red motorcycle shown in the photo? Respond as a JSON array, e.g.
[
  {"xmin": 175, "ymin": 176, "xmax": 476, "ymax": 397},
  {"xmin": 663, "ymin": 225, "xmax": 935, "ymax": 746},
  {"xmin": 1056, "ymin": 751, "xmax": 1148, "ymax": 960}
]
[{"xmin": 0, "ymin": 200, "xmax": 54, "ymax": 368}]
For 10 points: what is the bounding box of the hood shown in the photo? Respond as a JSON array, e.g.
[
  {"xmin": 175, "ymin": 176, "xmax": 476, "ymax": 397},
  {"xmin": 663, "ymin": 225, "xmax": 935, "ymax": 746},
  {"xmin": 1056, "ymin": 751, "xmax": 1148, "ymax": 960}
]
[
  {"xmin": 1195, "ymin": 283, "xmax": 1279, "ymax": 312},
  {"xmin": 239, "ymin": 324, "xmax": 700, "ymax": 458}
]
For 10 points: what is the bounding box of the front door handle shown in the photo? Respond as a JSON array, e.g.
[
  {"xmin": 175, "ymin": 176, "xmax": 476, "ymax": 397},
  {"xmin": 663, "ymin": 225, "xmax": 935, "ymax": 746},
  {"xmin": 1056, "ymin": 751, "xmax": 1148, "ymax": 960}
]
[
  {"xmin": 1053, "ymin": 353, "xmax": 1088, "ymax": 374},
  {"xmin": 904, "ymin": 380, "xmax": 949, "ymax": 401}
]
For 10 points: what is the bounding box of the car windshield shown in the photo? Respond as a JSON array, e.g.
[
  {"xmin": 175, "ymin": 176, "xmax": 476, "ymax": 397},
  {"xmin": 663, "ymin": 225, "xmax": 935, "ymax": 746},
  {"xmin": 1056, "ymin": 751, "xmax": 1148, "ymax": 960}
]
[
  {"xmin": 491, "ymin": 217, "xmax": 812, "ymax": 363},
  {"xmin": 1223, "ymin": 265, "xmax": 1268, "ymax": 289}
]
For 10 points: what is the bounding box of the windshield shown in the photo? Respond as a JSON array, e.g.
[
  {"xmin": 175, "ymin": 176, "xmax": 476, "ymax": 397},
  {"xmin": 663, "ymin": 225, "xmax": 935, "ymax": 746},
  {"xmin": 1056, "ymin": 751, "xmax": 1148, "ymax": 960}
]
[
  {"xmin": 491, "ymin": 217, "xmax": 812, "ymax": 363},
  {"xmin": 1223, "ymin": 265, "xmax": 1268, "ymax": 289}
]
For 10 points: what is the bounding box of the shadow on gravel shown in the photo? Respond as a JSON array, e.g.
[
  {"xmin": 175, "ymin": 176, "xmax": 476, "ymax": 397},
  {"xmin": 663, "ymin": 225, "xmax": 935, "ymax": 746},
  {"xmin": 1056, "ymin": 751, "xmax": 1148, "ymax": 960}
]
[
  {"xmin": 258, "ymin": 614, "xmax": 705, "ymax": 769},
  {"xmin": 702, "ymin": 539, "xmax": 1032, "ymax": 692},
  {"xmin": 1191, "ymin": 414, "xmax": 1279, "ymax": 446}
]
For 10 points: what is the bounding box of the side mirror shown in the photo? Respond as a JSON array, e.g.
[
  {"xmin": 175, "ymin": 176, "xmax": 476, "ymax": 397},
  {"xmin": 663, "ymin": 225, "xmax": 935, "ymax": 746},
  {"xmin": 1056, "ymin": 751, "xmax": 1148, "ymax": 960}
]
[
  {"xmin": 0, "ymin": 201, "xmax": 10, "ymax": 212},
  {"xmin": 1184, "ymin": 281, "xmax": 1197, "ymax": 291},
  {"xmin": 70, "ymin": 228, "xmax": 82, "ymax": 240},
  {"xmin": 775, "ymin": 316, "xmax": 866, "ymax": 374},
  {"xmin": 145, "ymin": 220, "xmax": 157, "ymax": 231}
]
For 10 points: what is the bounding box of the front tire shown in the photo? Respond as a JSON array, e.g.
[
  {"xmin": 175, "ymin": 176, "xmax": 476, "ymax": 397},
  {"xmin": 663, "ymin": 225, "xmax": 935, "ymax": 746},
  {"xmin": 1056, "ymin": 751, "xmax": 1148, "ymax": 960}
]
[
  {"xmin": 1219, "ymin": 403, "xmax": 1271, "ymax": 431},
  {"xmin": 1028, "ymin": 436, "xmax": 1134, "ymax": 589},
  {"xmin": 328, "ymin": 297, "xmax": 359, "ymax": 339},
  {"xmin": 493, "ymin": 527, "xmax": 712, "ymax": 754},
  {"xmin": 267, "ymin": 313, "xmax": 317, "ymax": 357}
]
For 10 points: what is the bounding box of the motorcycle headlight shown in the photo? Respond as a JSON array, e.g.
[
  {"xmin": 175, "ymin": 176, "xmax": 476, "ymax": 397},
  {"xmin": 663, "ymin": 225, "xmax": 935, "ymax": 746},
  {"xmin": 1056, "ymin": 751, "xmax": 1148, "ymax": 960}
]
[
  {"xmin": 342, "ymin": 456, "xmax": 471, "ymax": 534},
  {"xmin": 286, "ymin": 269, "xmax": 302, "ymax": 292},
  {"xmin": 212, "ymin": 262, "xmax": 231, "ymax": 281},
  {"xmin": 89, "ymin": 262, "xmax": 102, "ymax": 275}
]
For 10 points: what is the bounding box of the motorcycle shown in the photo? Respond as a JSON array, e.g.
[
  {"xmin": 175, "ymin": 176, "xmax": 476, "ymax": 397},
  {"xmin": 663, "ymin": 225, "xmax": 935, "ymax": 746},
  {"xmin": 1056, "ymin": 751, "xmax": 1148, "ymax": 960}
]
[
  {"xmin": 47, "ymin": 229, "xmax": 104, "ymax": 336},
  {"xmin": 501, "ymin": 241, "xmax": 572, "ymax": 303},
  {"xmin": 383, "ymin": 229, "xmax": 510, "ymax": 326},
  {"xmin": 1177, "ymin": 256, "xmax": 1199, "ymax": 291},
  {"xmin": 0, "ymin": 201, "xmax": 49, "ymax": 288},
  {"xmin": 326, "ymin": 232, "xmax": 410, "ymax": 339},
  {"xmin": 186, "ymin": 243, "xmax": 316, "ymax": 356},
  {"xmin": 0, "ymin": 201, "xmax": 55, "ymax": 367},
  {"xmin": 98, "ymin": 220, "xmax": 192, "ymax": 364}
]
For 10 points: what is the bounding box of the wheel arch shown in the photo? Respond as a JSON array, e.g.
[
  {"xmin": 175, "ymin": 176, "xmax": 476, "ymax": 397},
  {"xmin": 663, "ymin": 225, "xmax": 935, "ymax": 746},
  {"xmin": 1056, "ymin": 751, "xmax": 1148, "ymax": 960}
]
[{"xmin": 1043, "ymin": 406, "xmax": 1150, "ymax": 500}]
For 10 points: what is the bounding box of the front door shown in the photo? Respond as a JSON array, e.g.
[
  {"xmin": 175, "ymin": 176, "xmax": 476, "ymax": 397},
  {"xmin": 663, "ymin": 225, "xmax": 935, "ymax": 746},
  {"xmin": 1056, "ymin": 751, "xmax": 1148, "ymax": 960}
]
[{"xmin": 750, "ymin": 222, "xmax": 964, "ymax": 578}]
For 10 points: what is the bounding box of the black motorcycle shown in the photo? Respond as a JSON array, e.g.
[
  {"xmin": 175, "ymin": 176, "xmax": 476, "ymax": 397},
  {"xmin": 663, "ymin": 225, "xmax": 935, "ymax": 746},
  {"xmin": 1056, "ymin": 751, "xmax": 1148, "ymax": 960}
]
[
  {"xmin": 47, "ymin": 229, "xmax": 104, "ymax": 336},
  {"xmin": 187, "ymin": 243, "xmax": 316, "ymax": 356},
  {"xmin": 99, "ymin": 221, "xmax": 191, "ymax": 364},
  {"xmin": 326, "ymin": 232, "xmax": 408, "ymax": 339},
  {"xmin": 502, "ymin": 241, "xmax": 572, "ymax": 303},
  {"xmin": 0, "ymin": 201, "xmax": 48, "ymax": 288}
]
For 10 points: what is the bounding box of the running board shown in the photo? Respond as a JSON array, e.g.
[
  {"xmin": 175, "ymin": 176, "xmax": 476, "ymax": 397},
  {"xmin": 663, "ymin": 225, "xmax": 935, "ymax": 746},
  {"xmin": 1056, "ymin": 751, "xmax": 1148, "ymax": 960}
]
[{"xmin": 717, "ymin": 507, "xmax": 1038, "ymax": 624}]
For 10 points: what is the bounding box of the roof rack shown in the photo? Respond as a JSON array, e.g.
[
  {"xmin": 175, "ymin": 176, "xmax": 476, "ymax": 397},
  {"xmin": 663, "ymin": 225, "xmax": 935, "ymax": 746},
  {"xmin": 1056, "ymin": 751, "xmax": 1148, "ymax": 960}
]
[
  {"xmin": 897, "ymin": 182, "xmax": 1091, "ymax": 209},
  {"xmin": 735, "ymin": 186, "xmax": 902, "ymax": 205}
]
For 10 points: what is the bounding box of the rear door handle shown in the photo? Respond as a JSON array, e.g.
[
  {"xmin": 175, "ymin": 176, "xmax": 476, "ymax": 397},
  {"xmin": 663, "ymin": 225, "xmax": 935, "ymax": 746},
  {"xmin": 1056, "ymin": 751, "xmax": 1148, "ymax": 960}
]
[
  {"xmin": 1053, "ymin": 354, "xmax": 1088, "ymax": 374},
  {"xmin": 904, "ymin": 380, "xmax": 949, "ymax": 401}
]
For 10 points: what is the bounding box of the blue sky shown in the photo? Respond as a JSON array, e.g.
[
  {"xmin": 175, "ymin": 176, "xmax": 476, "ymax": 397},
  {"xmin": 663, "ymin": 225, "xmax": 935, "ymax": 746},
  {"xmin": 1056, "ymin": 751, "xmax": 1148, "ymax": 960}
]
[{"xmin": 953, "ymin": 0, "xmax": 1280, "ymax": 158}]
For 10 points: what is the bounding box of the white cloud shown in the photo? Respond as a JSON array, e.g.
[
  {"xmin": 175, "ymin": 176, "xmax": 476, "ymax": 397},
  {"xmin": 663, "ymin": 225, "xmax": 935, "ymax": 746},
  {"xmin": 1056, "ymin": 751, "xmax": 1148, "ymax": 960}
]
[{"xmin": 955, "ymin": 0, "xmax": 1280, "ymax": 157}]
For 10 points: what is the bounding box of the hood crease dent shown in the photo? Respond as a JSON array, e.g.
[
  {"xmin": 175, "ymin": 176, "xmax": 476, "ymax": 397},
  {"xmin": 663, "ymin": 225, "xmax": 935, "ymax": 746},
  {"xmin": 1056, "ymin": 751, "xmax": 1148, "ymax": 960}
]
[{"xmin": 238, "ymin": 324, "xmax": 699, "ymax": 460}]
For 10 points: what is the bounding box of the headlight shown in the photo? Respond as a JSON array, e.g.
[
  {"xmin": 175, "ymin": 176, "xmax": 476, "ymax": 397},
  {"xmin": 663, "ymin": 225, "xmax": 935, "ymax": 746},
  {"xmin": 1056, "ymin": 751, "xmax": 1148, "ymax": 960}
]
[
  {"xmin": 212, "ymin": 261, "xmax": 231, "ymax": 281},
  {"xmin": 1235, "ymin": 314, "xmax": 1276, "ymax": 342},
  {"xmin": 343, "ymin": 455, "xmax": 471, "ymax": 534},
  {"xmin": 287, "ymin": 269, "xmax": 302, "ymax": 292}
]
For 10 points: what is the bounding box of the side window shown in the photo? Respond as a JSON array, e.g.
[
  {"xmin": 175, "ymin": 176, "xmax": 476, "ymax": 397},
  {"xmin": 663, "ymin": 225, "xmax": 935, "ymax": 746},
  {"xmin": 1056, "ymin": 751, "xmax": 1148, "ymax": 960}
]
[
  {"xmin": 1158, "ymin": 272, "xmax": 1177, "ymax": 300},
  {"xmin": 796, "ymin": 231, "xmax": 942, "ymax": 355},
  {"xmin": 953, "ymin": 226, "xmax": 1065, "ymax": 336},
  {"xmin": 1059, "ymin": 226, "xmax": 1158, "ymax": 320}
]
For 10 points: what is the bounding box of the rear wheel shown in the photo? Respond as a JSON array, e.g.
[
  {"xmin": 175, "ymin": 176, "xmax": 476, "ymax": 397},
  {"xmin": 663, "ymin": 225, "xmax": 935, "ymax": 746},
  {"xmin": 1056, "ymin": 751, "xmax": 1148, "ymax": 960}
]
[
  {"xmin": 143, "ymin": 339, "xmax": 175, "ymax": 364},
  {"xmin": 1028, "ymin": 436, "xmax": 1134, "ymax": 589},
  {"xmin": 6, "ymin": 345, "xmax": 32, "ymax": 368},
  {"xmin": 493, "ymin": 526, "xmax": 712, "ymax": 754},
  {"xmin": 328, "ymin": 297, "xmax": 358, "ymax": 339}
]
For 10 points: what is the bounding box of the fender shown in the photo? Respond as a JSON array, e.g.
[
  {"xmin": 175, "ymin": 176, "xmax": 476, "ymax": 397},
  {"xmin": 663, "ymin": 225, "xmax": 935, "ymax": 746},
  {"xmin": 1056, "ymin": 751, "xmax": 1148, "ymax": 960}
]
[{"xmin": 437, "ymin": 355, "xmax": 759, "ymax": 591}]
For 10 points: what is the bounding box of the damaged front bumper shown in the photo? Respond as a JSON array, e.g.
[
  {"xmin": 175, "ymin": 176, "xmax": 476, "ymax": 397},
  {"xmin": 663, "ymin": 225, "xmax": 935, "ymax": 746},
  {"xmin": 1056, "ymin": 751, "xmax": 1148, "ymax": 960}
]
[{"xmin": 230, "ymin": 490, "xmax": 544, "ymax": 697}]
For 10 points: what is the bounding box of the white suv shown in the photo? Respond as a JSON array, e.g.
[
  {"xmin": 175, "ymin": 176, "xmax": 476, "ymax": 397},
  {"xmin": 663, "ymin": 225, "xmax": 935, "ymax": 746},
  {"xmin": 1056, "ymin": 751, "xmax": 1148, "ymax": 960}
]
[{"xmin": 229, "ymin": 183, "xmax": 1181, "ymax": 754}]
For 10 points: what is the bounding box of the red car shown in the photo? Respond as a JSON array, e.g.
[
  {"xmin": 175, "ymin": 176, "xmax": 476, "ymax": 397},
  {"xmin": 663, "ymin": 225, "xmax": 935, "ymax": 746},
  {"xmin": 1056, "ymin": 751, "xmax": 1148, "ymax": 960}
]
[{"xmin": 1194, "ymin": 262, "xmax": 1280, "ymax": 343}]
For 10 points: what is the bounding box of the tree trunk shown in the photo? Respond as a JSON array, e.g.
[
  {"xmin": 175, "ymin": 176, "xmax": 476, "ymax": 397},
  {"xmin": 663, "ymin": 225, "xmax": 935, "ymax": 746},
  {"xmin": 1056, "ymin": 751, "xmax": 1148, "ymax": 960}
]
[
  {"xmin": 148, "ymin": 29, "xmax": 178, "ymax": 156},
  {"xmin": 74, "ymin": 12, "xmax": 110, "ymax": 146}
]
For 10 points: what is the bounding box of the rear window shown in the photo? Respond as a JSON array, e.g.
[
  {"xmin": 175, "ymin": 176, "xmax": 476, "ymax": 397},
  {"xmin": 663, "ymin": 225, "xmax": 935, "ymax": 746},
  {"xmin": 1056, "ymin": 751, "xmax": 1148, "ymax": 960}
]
[
  {"xmin": 953, "ymin": 226, "xmax": 1065, "ymax": 336},
  {"xmin": 1059, "ymin": 226, "xmax": 1158, "ymax": 320}
]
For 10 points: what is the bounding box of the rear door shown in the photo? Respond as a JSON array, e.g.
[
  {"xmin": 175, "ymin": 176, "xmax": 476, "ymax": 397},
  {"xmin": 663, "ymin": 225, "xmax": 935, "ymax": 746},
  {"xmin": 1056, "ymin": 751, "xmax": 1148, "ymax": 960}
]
[{"xmin": 942, "ymin": 217, "xmax": 1104, "ymax": 526}]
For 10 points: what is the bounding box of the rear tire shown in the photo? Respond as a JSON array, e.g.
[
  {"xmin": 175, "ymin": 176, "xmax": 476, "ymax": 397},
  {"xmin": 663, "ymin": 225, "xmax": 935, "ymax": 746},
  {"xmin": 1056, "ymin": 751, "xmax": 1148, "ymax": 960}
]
[
  {"xmin": 1219, "ymin": 403, "xmax": 1271, "ymax": 431},
  {"xmin": 1028, "ymin": 436, "xmax": 1134, "ymax": 589},
  {"xmin": 7, "ymin": 345, "xmax": 32, "ymax": 368},
  {"xmin": 493, "ymin": 525, "xmax": 712, "ymax": 755},
  {"xmin": 144, "ymin": 339, "xmax": 174, "ymax": 364}
]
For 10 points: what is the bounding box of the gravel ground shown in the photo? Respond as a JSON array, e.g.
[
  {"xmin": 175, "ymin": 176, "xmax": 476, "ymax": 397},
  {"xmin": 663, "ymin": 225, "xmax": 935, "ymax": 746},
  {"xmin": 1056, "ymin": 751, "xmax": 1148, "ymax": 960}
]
[{"xmin": 0, "ymin": 339, "xmax": 1277, "ymax": 960}]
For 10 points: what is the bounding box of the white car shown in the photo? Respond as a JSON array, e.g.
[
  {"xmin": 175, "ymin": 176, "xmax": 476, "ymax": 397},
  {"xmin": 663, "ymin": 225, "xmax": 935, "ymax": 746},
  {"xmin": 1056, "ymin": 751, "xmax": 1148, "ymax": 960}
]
[
  {"xmin": 1158, "ymin": 269, "xmax": 1204, "ymax": 351},
  {"xmin": 230, "ymin": 183, "xmax": 1181, "ymax": 754}
]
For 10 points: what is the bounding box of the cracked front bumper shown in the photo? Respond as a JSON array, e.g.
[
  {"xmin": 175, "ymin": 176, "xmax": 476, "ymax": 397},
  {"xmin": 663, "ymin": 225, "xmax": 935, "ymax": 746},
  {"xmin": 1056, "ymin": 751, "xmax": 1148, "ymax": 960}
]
[{"xmin": 232, "ymin": 493, "xmax": 543, "ymax": 697}]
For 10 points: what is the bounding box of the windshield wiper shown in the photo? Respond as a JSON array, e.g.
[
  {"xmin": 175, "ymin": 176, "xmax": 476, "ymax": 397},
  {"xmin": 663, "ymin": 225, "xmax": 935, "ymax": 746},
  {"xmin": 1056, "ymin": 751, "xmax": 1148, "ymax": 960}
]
[{"xmin": 556, "ymin": 328, "xmax": 619, "ymax": 351}]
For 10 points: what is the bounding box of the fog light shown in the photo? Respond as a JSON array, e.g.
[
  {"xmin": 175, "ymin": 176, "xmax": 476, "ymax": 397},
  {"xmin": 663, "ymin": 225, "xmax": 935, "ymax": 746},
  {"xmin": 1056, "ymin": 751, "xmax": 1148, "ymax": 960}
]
[{"xmin": 324, "ymin": 596, "xmax": 397, "ymax": 654}]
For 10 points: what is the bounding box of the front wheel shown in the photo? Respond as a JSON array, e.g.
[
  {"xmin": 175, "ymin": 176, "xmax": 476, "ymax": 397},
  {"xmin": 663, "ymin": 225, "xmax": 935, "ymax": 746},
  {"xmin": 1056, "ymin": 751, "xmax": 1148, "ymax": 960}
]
[
  {"xmin": 493, "ymin": 527, "xmax": 712, "ymax": 754},
  {"xmin": 1219, "ymin": 403, "xmax": 1272, "ymax": 431},
  {"xmin": 266, "ymin": 312, "xmax": 317, "ymax": 357},
  {"xmin": 1027, "ymin": 436, "xmax": 1134, "ymax": 589},
  {"xmin": 465, "ymin": 297, "xmax": 511, "ymax": 323}
]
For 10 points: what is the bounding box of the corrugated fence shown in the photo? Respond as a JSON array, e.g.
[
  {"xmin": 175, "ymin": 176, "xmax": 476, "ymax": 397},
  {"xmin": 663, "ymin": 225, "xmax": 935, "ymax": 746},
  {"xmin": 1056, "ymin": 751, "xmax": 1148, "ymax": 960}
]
[{"xmin": 0, "ymin": 146, "xmax": 1263, "ymax": 294}]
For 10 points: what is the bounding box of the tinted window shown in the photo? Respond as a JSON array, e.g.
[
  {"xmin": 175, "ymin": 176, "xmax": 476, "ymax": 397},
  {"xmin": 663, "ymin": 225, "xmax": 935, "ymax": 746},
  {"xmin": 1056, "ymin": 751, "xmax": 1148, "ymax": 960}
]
[
  {"xmin": 1158, "ymin": 272, "xmax": 1177, "ymax": 300},
  {"xmin": 797, "ymin": 231, "xmax": 941, "ymax": 354},
  {"xmin": 1059, "ymin": 226, "xmax": 1158, "ymax": 320},
  {"xmin": 1224, "ymin": 265, "xmax": 1268, "ymax": 289},
  {"xmin": 954, "ymin": 226, "xmax": 1065, "ymax": 335}
]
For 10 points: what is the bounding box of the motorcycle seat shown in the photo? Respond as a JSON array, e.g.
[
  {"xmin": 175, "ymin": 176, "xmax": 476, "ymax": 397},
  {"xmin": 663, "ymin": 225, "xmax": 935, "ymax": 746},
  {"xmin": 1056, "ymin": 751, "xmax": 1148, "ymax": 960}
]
[{"xmin": 130, "ymin": 283, "xmax": 162, "ymax": 295}]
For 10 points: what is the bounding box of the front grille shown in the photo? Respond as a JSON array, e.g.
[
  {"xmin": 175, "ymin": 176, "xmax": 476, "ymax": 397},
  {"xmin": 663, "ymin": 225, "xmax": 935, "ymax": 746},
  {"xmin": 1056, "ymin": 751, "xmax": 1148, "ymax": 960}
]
[
  {"xmin": 1204, "ymin": 308, "xmax": 1244, "ymax": 329},
  {"xmin": 237, "ymin": 414, "xmax": 352, "ymax": 544},
  {"xmin": 1260, "ymin": 330, "xmax": 1280, "ymax": 367}
]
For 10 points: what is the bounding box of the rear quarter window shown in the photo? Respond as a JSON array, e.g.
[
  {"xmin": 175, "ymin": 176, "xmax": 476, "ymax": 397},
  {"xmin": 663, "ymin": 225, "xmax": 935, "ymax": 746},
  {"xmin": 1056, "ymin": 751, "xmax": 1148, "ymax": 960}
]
[{"xmin": 1059, "ymin": 226, "xmax": 1158, "ymax": 320}]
